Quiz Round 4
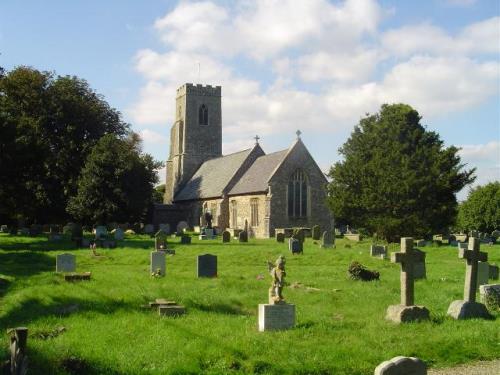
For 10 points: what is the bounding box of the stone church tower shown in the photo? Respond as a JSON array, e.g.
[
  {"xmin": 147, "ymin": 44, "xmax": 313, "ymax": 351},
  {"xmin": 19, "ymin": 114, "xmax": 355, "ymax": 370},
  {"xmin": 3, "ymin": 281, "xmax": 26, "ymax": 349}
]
[{"xmin": 164, "ymin": 84, "xmax": 222, "ymax": 203}]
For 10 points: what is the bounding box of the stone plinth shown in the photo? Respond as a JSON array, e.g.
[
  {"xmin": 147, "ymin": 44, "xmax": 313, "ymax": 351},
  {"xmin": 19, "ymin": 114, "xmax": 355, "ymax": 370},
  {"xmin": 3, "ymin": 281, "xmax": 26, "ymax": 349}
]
[
  {"xmin": 159, "ymin": 304, "xmax": 186, "ymax": 316},
  {"xmin": 447, "ymin": 300, "xmax": 491, "ymax": 320},
  {"xmin": 386, "ymin": 305, "xmax": 430, "ymax": 323},
  {"xmin": 258, "ymin": 303, "xmax": 295, "ymax": 332}
]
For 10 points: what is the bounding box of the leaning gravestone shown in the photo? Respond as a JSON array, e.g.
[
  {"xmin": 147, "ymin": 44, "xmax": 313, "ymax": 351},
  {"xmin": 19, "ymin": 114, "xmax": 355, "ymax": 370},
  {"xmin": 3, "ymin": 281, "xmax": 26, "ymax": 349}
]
[
  {"xmin": 222, "ymin": 230, "xmax": 231, "ymax": 243},
  {"xmin": 197, "ymin": 254, "xmax": 217, "ymax": 278},
  {"xmin": 176, "ymin": 221, "xmax": 188, "ymax": 234},
  {"xmin": 320, "ymin": 231, "xmax": 333, "ymax": 248},
  {"xmin": 447, "ymin": 237, "xmax": 491, "ymax": 319},
  {"xmin": 386, "ymin": 237, "xmax": 430, "ymax": 323},
  {"xmin": 155, "ymin": 230, "xmax": 168, "ymax": 251},
  {"xmin": 114, "ymin": 228, "xmax": 124, "ymax": 241},
  {"xmin": 239, "ymin": 230, "xmax": 248, "ymax": 243},
  {"xmin": 56, "ymin": 253, "xmax": 76, "ymax": 273},
  {"xmin": 374, "ymin": 356, "xmax": 427, "ymax": 375},
  {"xmin": 276, "ymin": 233, "xmax": 285, "ymax": 243},
  {"xmin": 370, "ymin": 245, "xmax": 387, "ymax": 257},
  {"xmin": 311, "ymin": 225, "xmax": 321, "ymax": 240},
  {"xmin": 289, "ymin": 238, "xmax": 303, "ymax": 254},
  {"xmin": 150, "ymin": 251, "xmax": 166, "ymax": 276}
]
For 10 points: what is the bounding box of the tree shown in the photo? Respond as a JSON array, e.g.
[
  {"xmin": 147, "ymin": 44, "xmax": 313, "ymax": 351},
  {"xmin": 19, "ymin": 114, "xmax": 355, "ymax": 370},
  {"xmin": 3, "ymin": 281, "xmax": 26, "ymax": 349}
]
[
  {"xmin": 456, "ymin": 182, "xmax": 500, "ymax": 233},
  {"xmin": 153, "ymin": 184, "xmax": 166, "ymax": 203},
  {"xmin": 67, "ymin": 134, "xmax": 162, "ymax": 224},
  {"xmin": 0, "ymin": 66, "xmax": 129, "ymax": 223},
  {"xmin": 327, "ymin": 104, "xmax": 475, "ymax": 241}
]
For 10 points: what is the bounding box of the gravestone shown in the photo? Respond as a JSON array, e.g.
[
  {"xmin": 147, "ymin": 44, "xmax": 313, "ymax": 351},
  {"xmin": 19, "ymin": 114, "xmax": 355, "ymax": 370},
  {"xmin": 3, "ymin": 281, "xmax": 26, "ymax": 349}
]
[
  {"xmin": 447, "ymin": 237, "xmax": 491, "ymax": 319},
  {"xmin": 276, "ymin": 233, "xmax": 285, "ymax": 243},
  {"xmin": 479, "ymin": 284, "xmax": 500, "ymax": 307},
  {"xmin": 114, "ymin": 228, "xmax": 124, "ymax": 241},
  {"xmin": 95, "ymin": 225, "xmax": 107, "ymax": 240},
  {"xmin": 489, "ymin": 264, "xmax": 499, "ymax": 280},
  {"xmin": 320, "ymin": 231, "xmax": 333, "ymax": 248},
  {"xmin": 374, "ymin": 356, "xmax": 427, "ymax": 375},
  {"xmin": 477, "ymin": 261, "xmax": 489, "ymax": 286},
  {"xmin": 289, "ymin": 238, "xmax": 303, "ymax": 254},
  {"xmin": 150, "ymin": 251, "xmax": 166, "ymax": 276},
  {"xmin": 292, "ymin": 229, "xmax": 305, "ymax": 243},
  {"xmin": 176, "ymin": 221, "xmax": 188, "ymax": 233},
  {"xmin": 386, "ymin": 237, "xmax": 430, "ymax": 323},
  {"xmin": 155, "ymin": 230, "xmax": 168, "ymax": 251},
  {"xmin": 56, "ymin": 253, "xmax": 76, "ymax": 273},
  {"xmin": 370, "ymin": 245, "xmax": 387, "ymax": 257},
  {"xmin": 239, "ymin": 230, "xmax": 248, "ymax": 243},
  {"xmin": 458, "ymin": 242, "xmax": 468, "ymax": 250},
  {"xmin": 159, "ymin": 223, "xmax": 170, "ymax": 234},
  {"xmin": 180, "ymin": 235, "xmax": 191, "ymax": 244},
  {"xmin": 345, "ymin": 233, "xmax": 361, "ymax": 241},
  {"xmin": 413, "ymin": 249, "xmax": 426, "ymax": 279},
  {"xmin": 222, "ymin": 230, "xmax": 231, "ymax": 243},
  {"xmin": 144, "ymin": 224, "xmax": 154, "ymax": 235},
  {"xmin": 0, "ymin": 225, "xmax": 8, "ymax": 233},
  {"xmin": 197, "ymin": 254, "xmax": 217, "ymax": 278},
  {"xmin": 311, "ymin": 225, "xmax": 321, "ymax": 240}
]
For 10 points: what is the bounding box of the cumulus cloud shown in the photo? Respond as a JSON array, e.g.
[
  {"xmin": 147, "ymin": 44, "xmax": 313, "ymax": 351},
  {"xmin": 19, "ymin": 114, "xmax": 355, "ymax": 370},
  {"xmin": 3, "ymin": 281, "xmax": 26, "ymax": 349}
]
[
  {"xmin": 139, "ymin": 129, "xmax": 169, "ymax": 144},
  {"xmin": 458, "ymin": 141, "xmax": 500, "ymax": 164}
]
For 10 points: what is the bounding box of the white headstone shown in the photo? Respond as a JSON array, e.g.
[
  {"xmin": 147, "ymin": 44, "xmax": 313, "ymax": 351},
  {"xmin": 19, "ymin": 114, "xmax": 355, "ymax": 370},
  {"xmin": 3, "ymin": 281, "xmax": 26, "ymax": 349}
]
[
  {"xmin": 56, "ymin": 253, "xmax": 76, "ymax": 273},
  {"xmin": 258, "ymin": 304, "xmax": 295, "ymax": 332},
  {"xmin": 150, "ymin": 251, "xmax": 166, "ymax": 276}
]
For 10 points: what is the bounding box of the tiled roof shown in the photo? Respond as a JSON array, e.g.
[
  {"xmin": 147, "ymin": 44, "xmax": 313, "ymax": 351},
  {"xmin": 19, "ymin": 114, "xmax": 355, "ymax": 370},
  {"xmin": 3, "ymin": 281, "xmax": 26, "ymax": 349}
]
[
  {"xmin": 228, "ymin": 150, "xmax": 288, "ymax": 195},
  {"xmin": 174, "ymin": 149, "xmax": 253, "ymax": 201}
]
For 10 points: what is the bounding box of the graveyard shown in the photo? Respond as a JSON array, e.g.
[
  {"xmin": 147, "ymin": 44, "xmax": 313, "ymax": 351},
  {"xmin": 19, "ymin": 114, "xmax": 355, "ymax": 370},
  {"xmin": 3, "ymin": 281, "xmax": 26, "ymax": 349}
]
[{"xmin": 0, "ymin": 231, "xmax": 498, "ymax": 374}]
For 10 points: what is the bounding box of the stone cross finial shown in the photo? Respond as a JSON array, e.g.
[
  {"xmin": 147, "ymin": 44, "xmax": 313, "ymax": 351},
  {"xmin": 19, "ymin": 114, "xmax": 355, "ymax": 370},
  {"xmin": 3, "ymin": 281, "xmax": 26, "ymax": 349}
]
[
  {"xmin": 296, "ymin": 130, "xmax": 302, "ymax": 139},
  {"xmin": 460, "ymin": 237, "xmax": 487, "ymax": 302},
  {"xmin": 391, "ymin": 237, "xmax": 424, "ymax": 306},
  {"xmin": 254, "ymin": 135, "xmax": 260, "ymax": 144}
]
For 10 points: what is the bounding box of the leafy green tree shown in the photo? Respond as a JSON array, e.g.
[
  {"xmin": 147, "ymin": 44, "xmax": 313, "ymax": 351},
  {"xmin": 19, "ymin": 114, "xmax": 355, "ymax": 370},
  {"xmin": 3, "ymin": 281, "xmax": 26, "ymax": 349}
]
[
  {"xmin": 153, "ymin": 184, "xmax": 166, "ymax": 203},
  {"xmin": 0, "ymin": 66, "xmax": 129, "ymax": 223},
  {"xmin": 67, "ymin": 134, "xmax": 162, "ymax": 224},
  {"xmin": 456, "ymin": 182, "xmax": 500, "ymax": 233},
  {"xmin": 327, "ymin": 104, "xmax": 475, "ymax": 241}
]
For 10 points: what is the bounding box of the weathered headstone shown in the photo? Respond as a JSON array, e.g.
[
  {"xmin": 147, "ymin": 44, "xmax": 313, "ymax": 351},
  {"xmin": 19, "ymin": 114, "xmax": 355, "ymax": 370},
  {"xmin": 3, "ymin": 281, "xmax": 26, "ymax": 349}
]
[
  {"xmin": 276, "ymin": 232, "xmax": 285, "ymax": 243},
  {"xmin": 150, "ymin": 251, "xmax": 166, "ymax": 276},
  {"xmin": 386, "ymin": 237, "xmax": 430, "ymax": 323},
  {"xmin": 114, "ymin": 228, "xmax": 124, "ymax": 241},
  {"xmin": 479, "ymin": 284, "xmax": 500, "ymax": 309},
  {"xmin": 289, "ymin": 238, "xmax": 303, "ymax": 254},
  {"xmin": 489, "ymin": 264, "xmax": 499, "ymax": 280},
  {"xmin": 222, "ymin": 230, "xmax": 231, "ymax": 243},
  {"xmin": 176, "ymin": 221, "xmax": 188, "ymax": 233},
  {"xmin": 370, "ymin": 245, "xmax": 387, "ymax": 257},
  {"xmin": 144, "ymin": 224, "xmax": 154, "ymax": 235},
  {"xmin": 0, "ymin": 225, "xmax": 8, "ymax": 233},
  {"xmin": 238, "ymin": 230, "xmax": 248, "ymax": 243},
  {"xmin": 374, "ymin": 356, "xmax": 427, "ymax": 375},
  {"xmin": 311, "ymin": 225, "xmax": 321, "ymax": 240},
  {"xmin": 477, "ymin": 261, "xmax": 489, "ymax": 286},
  {"xmin": 447, "ymin": 237, "xmax": 491, "ymax": 319},
  {"xmin": 197, "ymin": 254, "xmax": 217, "ymax": 278},
  {"xmin": 320, "ymin": 231, "xmax": 333, "ymax": 248},
  {"xmin": 56, "ymin": 253, "xmax": 76, "ymax": 273},
  {"xmin": 413, "ymin": 249, "xmax": 426, "ymax": 279},
  {"xmin": 95, "ymin": 225, "xmax": 107, "ymax": 240},
  {"xmin": 155, "ymin": 230, "xmax": 168, "ymax": 251},
  {"xmin": 159, "ymin": 223, "xmax": 170, "ymax": 234},
  {"xmin": 345, "ymin": 233, "xmax": 361, "ymax": 241}
]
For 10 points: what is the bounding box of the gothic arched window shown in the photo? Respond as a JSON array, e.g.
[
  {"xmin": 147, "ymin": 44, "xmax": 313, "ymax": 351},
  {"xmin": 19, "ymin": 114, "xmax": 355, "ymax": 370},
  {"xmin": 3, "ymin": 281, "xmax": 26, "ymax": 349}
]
[
  {"xmin": 287, "ymin": 170, "xmax": 308, "ymax": 218},
  {"xmin": 199, "ymin": 104, "xmax": 208, "ymax": 125}
]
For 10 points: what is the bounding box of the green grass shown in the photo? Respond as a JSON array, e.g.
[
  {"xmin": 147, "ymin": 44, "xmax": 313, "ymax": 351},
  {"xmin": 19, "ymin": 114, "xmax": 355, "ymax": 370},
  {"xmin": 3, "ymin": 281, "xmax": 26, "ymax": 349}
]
[{"xmin": 0, "ymin": 233, "xmax": 499, "ymax": 374}]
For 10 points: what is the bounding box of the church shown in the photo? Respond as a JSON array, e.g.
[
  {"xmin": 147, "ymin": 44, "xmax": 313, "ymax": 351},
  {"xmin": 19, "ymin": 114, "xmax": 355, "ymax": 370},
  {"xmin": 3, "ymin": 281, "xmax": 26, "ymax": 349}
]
[{"xmin": 157, "ymin": 83, "xmax": 331, "ymax": 238}]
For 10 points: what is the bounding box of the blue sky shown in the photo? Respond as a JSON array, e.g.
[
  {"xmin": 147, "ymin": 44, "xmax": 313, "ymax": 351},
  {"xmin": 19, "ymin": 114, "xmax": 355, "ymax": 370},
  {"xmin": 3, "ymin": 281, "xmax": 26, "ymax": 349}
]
[{"xmin": 1, "ymin": 0, "xmax": 499, "ymax": 199}]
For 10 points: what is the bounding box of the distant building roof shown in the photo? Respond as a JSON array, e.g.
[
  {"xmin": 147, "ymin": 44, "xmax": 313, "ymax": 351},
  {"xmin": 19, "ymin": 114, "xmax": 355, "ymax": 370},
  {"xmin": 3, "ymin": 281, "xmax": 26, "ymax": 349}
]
[
  {"xmin": 174, "ymin": 148, "xmax": 253, "ymax": 201},
  {"xmin": 228, "ymin": 150, "xmax": 288, "ymax": 195}
]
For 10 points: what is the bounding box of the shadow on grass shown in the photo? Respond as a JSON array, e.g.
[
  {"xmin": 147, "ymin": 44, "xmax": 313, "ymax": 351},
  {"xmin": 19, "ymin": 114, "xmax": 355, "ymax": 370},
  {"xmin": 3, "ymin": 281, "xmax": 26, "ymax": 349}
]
[
  {"xmin": 0, "ymin": 251, "xmax": 54, "ymax": 278},
  {"xmin": 185, "ymin": 299, "xmax": 250, "ymax": 316}
]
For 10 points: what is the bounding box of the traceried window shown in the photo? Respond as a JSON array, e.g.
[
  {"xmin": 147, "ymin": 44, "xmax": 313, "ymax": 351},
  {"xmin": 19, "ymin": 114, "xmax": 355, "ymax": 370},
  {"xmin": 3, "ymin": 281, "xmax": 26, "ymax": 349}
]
[
  {"xmin": 288, "ymin": 170, "xmax": 308, "ymax": 218},
  {"xmin": 250, "ymin": 198, "xmax": 259, "ymax": 227},
  {"xmin": 231, "ymin": 200, "xmax": 237, "ymax": 228},
  {"xmin": 199, "ymin": 104, "xmax": 208, "ymax": 125}
]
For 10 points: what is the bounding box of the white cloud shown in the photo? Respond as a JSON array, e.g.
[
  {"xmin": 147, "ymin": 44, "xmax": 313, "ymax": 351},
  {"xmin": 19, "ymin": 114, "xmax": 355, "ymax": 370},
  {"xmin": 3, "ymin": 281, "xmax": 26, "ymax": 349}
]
[
  {"xmin": 139, "ymin": 129, "xmax": 169, "ymax": 144},
  {"xmin": 458, "ymin": 141, "xmax": 500, "ymax": 164}
]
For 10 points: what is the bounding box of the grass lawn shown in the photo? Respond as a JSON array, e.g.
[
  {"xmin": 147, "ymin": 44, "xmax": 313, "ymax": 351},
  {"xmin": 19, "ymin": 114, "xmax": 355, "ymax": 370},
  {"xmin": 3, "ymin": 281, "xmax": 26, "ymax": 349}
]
[{"xmin": 0, "ymin": 233, "xmax": 499, "ymax": 374}]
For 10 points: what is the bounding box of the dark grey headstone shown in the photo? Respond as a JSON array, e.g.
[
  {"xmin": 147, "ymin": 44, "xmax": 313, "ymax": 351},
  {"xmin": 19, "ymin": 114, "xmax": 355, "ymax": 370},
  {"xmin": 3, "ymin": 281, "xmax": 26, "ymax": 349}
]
[
  {"xmin": 180, "ymin": 235, "xmax": 191, "ymax": 244},
  {"xmin": 239, "ymin": 231, "xmax": 248, "ymax": 243},
  {"xmin": 197, "ymin": 254, "xmax": 217, "ymax": 278},
  {"xmin": 289, "ymin": 238, "xmax": 303, "ymax": 254},
  {"xmin": 276, "ymin": 233, "xmax": 285, "ymax": 243},
  {"xmin": 222, "ymin": 231, "xmax": 231, "ymax": 243}
]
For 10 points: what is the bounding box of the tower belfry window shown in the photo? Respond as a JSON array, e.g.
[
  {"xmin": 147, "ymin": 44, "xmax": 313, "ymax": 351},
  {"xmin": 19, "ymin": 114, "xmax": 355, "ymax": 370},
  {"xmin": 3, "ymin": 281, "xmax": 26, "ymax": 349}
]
[{"xmin": 199, "ymin": 104, "xmax": 208, "ymax": 125}]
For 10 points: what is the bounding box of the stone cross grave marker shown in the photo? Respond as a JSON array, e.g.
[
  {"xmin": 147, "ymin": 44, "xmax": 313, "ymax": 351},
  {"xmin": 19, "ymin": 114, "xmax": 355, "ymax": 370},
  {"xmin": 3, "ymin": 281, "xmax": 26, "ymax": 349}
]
[
  {"xmin": 197, "ymin": 254, "xmax": 217, "ymax": 278},
  {"xmin": 56, "ymin": 253, "xmax": 76, "ymax": 273},
  {"xmin": 386, "ymin": 237, "xmax": 429, "ymax": 323},
  {"xmin": 150, "ymin": 251, "xmax": 166, "ymax": 276},
  {"xmin": 155, "ymin": 230, "xmax": 168, "ymax": 251},
  {"xmin": 222, "ymin": 230, "xmax": 231, "ymax": 243},
  {"xmin": 447, "ymin": 237, "xmax": 490, "ymax": 319}
]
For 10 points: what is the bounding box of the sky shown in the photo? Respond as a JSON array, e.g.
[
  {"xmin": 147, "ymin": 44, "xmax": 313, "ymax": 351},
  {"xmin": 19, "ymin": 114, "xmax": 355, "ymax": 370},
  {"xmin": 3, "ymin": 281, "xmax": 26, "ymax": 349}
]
[{"xmin": 1, "ymin": 0, "xmax": 499, "ymax": 200}]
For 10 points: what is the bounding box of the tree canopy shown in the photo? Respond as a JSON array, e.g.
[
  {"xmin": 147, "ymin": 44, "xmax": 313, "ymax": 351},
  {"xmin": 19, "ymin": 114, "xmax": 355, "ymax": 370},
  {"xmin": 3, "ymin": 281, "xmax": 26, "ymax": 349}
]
[
  {"xmin": 327, "ymin": 104, "xmax": 475, "ymax": 241},
  {"xmin": 456, "ymin": 182, "xmax": 500, "ymax": 234}
]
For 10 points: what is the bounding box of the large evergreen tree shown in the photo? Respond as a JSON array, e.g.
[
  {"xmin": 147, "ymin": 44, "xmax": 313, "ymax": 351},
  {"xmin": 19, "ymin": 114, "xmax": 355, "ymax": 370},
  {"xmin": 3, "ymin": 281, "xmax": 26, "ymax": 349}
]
[
  {"xmin": 456, "ymin": 182, "xmax": 500, "ymax": 234},
  {"xmin": 327, "ymin": 104, "xmax": 475, "ymax": 241}
]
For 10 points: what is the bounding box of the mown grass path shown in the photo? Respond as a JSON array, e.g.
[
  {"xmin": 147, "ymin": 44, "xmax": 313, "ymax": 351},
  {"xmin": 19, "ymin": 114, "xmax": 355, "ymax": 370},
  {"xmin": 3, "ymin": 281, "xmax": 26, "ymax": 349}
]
[{"xmin": 0, "ymin": 234, "xmax": 499, "ymax": 374}]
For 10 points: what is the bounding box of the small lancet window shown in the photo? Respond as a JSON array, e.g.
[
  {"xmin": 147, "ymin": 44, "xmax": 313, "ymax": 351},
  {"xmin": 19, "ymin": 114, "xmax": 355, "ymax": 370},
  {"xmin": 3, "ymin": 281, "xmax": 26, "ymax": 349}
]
[
  {"xmin": 199, "ymin": 104, "xmax": 208, "ymax": 125},
  {"xmin": 288, "ymin": 169, "xmax": 308, "ymax": 218}
]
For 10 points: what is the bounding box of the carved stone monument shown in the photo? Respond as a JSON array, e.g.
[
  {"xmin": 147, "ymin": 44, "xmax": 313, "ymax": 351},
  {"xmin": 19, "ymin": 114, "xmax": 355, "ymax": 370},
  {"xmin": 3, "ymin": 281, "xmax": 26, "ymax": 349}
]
[
  {"xmin": 386, "ymin": 238, "xmax": 430, "ymax": 323},
  {"xmin": 447, "ymin": 237, "xmax": 491, "ymax": 319}
]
